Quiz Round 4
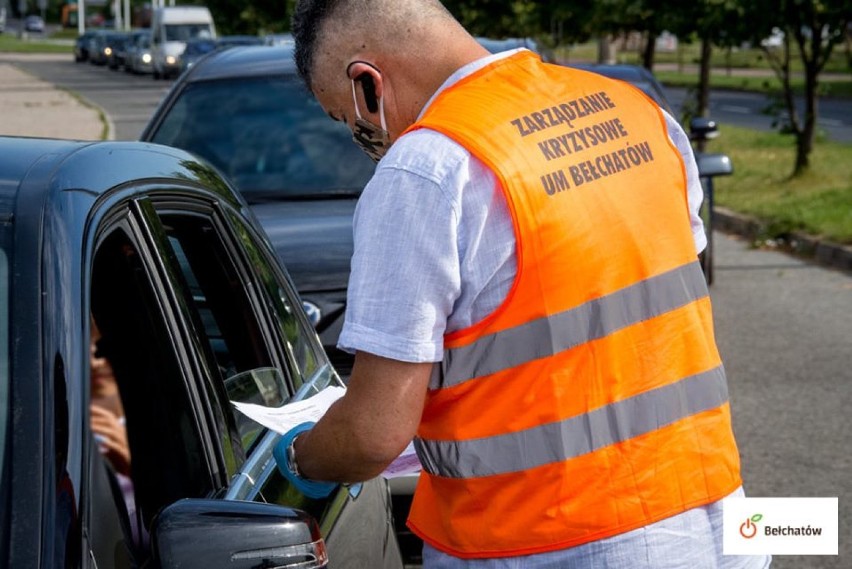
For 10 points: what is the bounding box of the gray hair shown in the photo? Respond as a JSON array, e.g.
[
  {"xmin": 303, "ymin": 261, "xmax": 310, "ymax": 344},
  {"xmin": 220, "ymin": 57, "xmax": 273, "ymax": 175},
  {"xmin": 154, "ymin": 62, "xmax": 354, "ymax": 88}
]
[{"xmin": 291, "ymin": 0, "xmax": 455, "ymax": 90}]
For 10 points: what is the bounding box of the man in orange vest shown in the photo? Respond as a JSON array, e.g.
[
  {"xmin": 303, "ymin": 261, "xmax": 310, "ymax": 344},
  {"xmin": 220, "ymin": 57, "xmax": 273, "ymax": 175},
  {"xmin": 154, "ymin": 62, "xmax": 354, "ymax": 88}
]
[{"xmin": 274, "ymin": 1, "xmax": 771, "ymax": 566}]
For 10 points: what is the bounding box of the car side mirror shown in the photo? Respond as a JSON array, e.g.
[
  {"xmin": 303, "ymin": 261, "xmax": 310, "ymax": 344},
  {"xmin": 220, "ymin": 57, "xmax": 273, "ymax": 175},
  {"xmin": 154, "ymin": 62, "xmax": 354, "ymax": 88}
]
[
  {"xmin": 689, "ymin": 117, "xmax": 720, "ymax": 142},
  {"xmin": 151, "ymin": 498, "xmax": 328, "ymax": 569},
  {"xmin": 696, "ymin": 153, "xmax": 733, "ymax": 178}
]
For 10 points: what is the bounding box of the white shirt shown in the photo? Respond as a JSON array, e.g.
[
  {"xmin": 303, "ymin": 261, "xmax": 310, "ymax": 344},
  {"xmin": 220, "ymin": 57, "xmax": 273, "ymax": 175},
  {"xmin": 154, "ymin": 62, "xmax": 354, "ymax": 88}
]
[
  {"xmin": 338, "ymin": 49, "xmax": 706, "ymax": 363},
  {"xmin": 339, "ymin": 50, "xmax": 768, "ymax": 568}
]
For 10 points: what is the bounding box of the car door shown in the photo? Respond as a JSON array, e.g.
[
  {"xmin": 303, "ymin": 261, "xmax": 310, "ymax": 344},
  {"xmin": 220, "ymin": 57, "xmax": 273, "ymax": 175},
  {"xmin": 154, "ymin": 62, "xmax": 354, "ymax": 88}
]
[{"xmin": 86, "ymin": 188, "xmax": 401, "ymax": 568}]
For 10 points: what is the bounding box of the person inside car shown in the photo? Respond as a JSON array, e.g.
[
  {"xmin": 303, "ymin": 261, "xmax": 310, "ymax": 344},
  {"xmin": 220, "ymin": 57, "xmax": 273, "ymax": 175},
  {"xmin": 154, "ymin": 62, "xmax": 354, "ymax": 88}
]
[{"xmin": 90, "ymin": 318, "xmax": 147, "ymax": 550}]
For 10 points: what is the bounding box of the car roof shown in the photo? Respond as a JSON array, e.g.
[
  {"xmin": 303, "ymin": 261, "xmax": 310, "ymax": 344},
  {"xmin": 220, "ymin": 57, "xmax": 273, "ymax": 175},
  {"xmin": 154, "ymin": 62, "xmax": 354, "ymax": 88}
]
[
  {"xmin": 567, "ymin": 63, "xmax": 672, "ymax": 112},
  {"xmin": 0, "ymin": 138, "xmax": 84, "ymax": 214},
  {"xmin": 0, "ymin": 137, "xmax": 242, "ymax": 216},
  {"xmin": 569, "ymin": 63, "xmax": 655, "ymax": 82},
  {"xmin": 183, "ymin": 45, "xmax": 296, "ymax": 82}
]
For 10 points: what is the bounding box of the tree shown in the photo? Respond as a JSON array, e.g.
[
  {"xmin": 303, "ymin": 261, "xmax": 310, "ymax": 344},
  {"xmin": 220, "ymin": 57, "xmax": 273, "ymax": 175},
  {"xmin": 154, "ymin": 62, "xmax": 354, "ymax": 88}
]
[
  {"xmin": 664, "ymin": 0, "xmax": 756, "ymax": 122},
  {"xmin": 752, "ymin": 0, "xmax": 850, "ymax": 174}
]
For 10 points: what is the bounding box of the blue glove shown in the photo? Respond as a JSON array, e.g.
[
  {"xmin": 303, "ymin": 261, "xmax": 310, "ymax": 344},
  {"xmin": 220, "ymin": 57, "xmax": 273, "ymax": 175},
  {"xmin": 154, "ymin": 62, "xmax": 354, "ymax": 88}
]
[{"xmin": 273, "ymin": 422, "xmax": 339, "ymax": 500}]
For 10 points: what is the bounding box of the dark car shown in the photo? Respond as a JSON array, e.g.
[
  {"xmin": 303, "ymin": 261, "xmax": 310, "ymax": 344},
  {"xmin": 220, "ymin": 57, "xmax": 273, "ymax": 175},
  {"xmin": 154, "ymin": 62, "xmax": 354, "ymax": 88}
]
[
  {"xmin": 0, "ymin": 136, "xmax": 403, "ymax": 569},
  {"xmin": 141, "ymin": 45, "xmax": 376, "ymax": 377},
  {"xmin": 119, "ymin": 29, "xmax": 150, "ymax": 72},
  {"xmin": 178, "ymin": 37, "xmax": 218, "ymax": 72},
  {"xmin": 106, "ymin": 31, "xmax": 132, "ymax": 70},
  {"xmin": 566, "ymin": 62, "xmax": 733, "ymax": 284},
  {"xmin": 124, "ymin": 29, "xmax": 153, "ymax": 74},
  {"xmin": 567, "ymin": 63, "xmax": 674, "ymax": 113},
  {"xmin": 74, "ymin": 30, "xmax": 97, "ymax": 62},
  {"xmin": 88, "ymin": 30, "xmax": 116, "ymax": 66}
]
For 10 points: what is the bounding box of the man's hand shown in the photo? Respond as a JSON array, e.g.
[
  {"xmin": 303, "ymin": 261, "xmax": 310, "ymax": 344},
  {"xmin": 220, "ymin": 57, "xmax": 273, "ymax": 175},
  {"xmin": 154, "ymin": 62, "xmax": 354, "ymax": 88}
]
[{"xmin": 294, "ymin": 351, "xmax": 432, "ymax": 482}]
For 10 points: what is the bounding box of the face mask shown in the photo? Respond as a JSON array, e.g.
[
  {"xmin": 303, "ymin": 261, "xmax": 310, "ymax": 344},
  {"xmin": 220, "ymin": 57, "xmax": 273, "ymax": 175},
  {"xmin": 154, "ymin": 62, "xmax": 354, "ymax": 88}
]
[{"xmin": 351, "ymin": 79, "xmax": 391, "ymax": 162}]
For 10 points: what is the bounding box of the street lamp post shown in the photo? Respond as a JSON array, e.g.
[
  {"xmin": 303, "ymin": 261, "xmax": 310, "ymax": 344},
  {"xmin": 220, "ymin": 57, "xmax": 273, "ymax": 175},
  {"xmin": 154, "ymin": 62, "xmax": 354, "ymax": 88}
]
[{"xmin": 78, "ymin": 0, "xmax": 85, "ymax": 35}]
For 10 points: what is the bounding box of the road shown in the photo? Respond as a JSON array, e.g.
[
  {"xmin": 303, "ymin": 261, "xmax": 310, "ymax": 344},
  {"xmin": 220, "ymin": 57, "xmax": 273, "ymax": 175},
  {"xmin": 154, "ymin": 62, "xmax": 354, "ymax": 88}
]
[
  {"xmin": 10, "ymin": 53, "xmax": 852, "ymax": 566},
  {"xmin": 711, "ymin": 231, "xmax": 851, "ymax": 567},
  {"xmin": 12, "ymin": 54, "xmax": 172, "ymax": 140},
  {"xmin": 665, "ymin": 86, "xmax": 852, "ymax": 143}
]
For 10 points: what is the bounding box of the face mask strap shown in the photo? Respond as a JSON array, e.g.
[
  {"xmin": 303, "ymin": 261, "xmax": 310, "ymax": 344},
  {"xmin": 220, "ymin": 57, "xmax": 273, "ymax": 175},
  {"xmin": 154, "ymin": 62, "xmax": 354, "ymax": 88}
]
[
  {"xmin": 351, "ymin": 80, "xmax": 364, "ymax": 121},
  {"xmin": 378, "ymin": 95, "xmax": 387, "ymax": 131}
]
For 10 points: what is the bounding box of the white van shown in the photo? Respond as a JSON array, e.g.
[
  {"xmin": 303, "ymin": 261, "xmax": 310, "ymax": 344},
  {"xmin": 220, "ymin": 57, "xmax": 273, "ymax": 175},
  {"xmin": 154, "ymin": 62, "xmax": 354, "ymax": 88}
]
[{"xmin": 150, "ymin": 5, "xmax": 216, "ymax": 79}]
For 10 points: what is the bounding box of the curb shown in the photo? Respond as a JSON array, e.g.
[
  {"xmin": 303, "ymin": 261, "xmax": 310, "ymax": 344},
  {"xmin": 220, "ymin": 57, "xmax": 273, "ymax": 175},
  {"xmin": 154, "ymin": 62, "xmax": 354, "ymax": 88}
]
[{"xmin": 715, "ymin": 206, "xmax": 852, "ymax": 274}]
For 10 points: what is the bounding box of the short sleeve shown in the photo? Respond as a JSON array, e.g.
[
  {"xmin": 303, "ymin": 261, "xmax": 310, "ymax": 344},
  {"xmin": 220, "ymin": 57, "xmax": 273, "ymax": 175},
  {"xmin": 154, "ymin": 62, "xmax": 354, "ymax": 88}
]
[{"xmin": 337, "ymin": 134, "xmax": 469, "ymax": 363}]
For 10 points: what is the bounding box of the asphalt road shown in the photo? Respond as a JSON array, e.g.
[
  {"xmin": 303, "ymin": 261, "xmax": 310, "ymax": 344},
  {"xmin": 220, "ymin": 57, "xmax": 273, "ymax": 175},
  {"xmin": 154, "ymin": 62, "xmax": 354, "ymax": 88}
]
[
  {"xmin": 12, "ymin": 54, "xmax": 173, "ymax": 140},
  {"xmin": 665, "ymin": 86, "xmax": 852, "ymax": 143},
  {"xmin": 712, "ymin": 232, "xmax": 851, "ymax": 567},
  {"xmin": 11, "ymin": 54, "xmax": 852, "ymax": 565}
]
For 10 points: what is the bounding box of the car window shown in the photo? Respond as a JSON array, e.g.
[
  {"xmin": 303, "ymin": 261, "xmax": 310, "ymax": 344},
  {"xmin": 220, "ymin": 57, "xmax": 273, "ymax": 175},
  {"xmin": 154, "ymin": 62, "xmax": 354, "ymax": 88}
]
[
  {"xmin": 149, "ymin": 76, "xmax": 375, "ymax": 201},
  {"xmin": 157, "ymin": 211, "xmax": 291, "ymax": 458},
  {"xmin": 165, "ymin": 23, "xmax": 213, "ymax": 42},
  {"xmin": 224, "ymin": 209, "xmax": 325, "ymax": 388}
]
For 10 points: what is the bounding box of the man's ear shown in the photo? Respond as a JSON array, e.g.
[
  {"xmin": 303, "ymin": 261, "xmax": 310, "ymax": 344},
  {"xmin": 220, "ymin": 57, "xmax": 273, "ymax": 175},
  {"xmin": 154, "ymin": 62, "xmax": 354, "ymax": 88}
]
[{"xmin": 347, "ymin": 61, "xmax": 383, "ymax": 114}]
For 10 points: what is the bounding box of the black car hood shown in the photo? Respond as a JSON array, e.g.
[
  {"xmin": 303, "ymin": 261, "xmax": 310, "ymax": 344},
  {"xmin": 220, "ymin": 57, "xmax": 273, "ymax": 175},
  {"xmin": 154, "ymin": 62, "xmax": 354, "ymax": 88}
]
[{"xmin": 249, "ymin": 199, "xmax": 356, "ymax": 293}]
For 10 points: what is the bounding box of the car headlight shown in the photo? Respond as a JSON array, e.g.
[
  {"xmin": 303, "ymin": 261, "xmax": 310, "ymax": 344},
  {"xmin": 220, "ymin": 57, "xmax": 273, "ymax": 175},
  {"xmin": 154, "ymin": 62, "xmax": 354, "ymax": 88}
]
[
  {"xmin": 166, "ymin": 55, "xmax": 177, "ymax": 65},
  {"xmin": 104, "ymin": 47, "xmax": 112, "ymax": 56},
  {"xmin": 142, "ymin": 53, "xmax": 151, "ymax": 63},
  {"xmin": 301, "ymin": 301, "xmax": 322, "ymax": 327}
]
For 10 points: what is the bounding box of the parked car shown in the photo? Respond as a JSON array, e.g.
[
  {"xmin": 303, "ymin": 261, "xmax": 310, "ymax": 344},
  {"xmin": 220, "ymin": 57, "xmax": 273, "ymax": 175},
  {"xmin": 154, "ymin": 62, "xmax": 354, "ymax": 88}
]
[
  {"xmin": 178, "ymin": 36, "xmax": 218, "ymax": 73},
  {"xmin": 124, "ymin": 29, "xmax": 153, "ymax": 74},
  {"xmin": 0, "ymin": 136, "xmax": 403, "ymax": 569},
  {"xmin": 567, "ymin": 62, "xmax": 733, "ymax": 283},
  {"xmin": 141, "ymin": 45, "xmax": 375, "ymax": 378},
  {"xmin": 74, "ymin": 30, "xmax": 97, "ymax": 62},
  {"xmin": 24, "ymin": 14, "xmax": 45, "ymax": 33}
]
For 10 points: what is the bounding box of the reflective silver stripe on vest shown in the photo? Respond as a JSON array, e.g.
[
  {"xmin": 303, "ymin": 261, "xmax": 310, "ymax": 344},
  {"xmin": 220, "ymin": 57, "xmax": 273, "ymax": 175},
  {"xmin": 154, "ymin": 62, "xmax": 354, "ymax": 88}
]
[
  {"xmin": 431, "ymin": 262, "xmax": 708, "ymax": 390},
  {"xmin": 415, "ymin": 365, "xmax": 728, "ymax": 479}
]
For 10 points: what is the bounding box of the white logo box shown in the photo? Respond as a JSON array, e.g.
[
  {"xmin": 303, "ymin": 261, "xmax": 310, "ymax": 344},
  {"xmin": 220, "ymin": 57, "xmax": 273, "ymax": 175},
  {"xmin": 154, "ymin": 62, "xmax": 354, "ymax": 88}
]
[{"xmin": 723, "ymin": 497, "xmax": 838, "ymax": 555}]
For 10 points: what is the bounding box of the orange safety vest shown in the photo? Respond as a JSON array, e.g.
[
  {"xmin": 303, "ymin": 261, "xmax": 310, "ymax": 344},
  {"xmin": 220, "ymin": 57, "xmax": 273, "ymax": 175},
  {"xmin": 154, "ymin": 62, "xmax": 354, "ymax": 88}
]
[{"xmin": 403, "ymin": 51, "xmax": 742, "ymax": 559}]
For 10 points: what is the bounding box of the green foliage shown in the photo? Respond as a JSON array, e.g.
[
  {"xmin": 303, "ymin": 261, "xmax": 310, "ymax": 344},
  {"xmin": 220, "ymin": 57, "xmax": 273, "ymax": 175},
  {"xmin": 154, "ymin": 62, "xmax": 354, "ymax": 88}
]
[{"xmin": 712, "ymin": 125, "xmax": 852, "ymax": 243}]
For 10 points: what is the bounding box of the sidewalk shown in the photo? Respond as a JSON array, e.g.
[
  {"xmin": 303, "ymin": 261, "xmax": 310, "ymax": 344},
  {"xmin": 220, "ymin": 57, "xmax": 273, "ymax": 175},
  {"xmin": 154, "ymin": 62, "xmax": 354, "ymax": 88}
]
[{"xmin": 0, "ymin": 53, "xmax": 105, "ymax": 140}]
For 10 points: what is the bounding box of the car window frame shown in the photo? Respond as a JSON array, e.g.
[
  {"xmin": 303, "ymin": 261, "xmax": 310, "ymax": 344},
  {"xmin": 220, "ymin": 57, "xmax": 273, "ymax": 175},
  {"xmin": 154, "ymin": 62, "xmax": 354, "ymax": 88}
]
[
  {"xmin": 83, "ymin": 203, "xmax": 225, "ymax": 567},
  {"xmin": 140, "ymin": 194, "xmax": 317, "ymax": 476},
  {"xmin": 143, "ymin": 192, "xmax": 349, "ymax": 527}
]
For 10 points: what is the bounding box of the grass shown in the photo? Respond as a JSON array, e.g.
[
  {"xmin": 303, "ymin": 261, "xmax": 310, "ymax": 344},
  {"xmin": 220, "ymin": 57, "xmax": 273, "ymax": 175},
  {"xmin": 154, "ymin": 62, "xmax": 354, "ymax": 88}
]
[
  {"xmin": 709, "ymin": 125, "xmax": 852, "ymax": 244},
  {"xmin": 0, "ymin": 34, "xmax": 72, "ymax": 53}
]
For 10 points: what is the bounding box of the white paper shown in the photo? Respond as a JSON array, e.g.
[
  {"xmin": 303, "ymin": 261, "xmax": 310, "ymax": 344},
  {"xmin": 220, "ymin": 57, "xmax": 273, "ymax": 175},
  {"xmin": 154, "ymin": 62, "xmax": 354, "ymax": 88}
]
[
  {"xmin": 231, "ymin": 386, "xmax": 421, "ymax": 479},
  {"xmin": 383, "ymin": 442, "xmax": 422, "ymax": 479},
  {"xmin": 231, "ymin": 386, "xmax": 346, "ymax": 434}
]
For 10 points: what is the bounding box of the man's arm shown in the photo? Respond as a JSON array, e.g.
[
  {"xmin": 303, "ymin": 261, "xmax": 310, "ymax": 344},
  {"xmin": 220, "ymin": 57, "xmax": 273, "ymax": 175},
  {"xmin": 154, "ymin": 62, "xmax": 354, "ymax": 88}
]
[{"xmin": 293, "ymin": 351, "xmax": 432, "ymax": 482}]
